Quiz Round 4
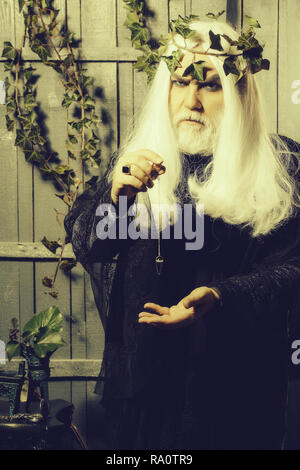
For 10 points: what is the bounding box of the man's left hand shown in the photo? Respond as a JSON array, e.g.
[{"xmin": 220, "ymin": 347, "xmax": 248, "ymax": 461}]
[{"xmin": 138, "ymin": 287, "xmax": 221, "ymax": 329}]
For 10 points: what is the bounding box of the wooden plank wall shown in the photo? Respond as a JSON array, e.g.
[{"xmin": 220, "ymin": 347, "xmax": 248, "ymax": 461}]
[{"xmin": 0, "ymin": 0, "xmax": 299, "ymax": 449}]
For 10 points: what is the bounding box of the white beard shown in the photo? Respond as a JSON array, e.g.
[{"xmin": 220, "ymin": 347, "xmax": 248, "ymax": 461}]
[
  {"xmin": 172, "ymin": 112, "xmax": 219, "ymax": 156},
  {"xmin": 175, "ymin": 121, "xmax": 216, "ymax": 155}
]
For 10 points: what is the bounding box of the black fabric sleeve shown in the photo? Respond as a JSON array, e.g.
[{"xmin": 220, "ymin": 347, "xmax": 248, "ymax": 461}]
[
  {"xmin": 207, "ymin": 248, "xmax": 300, "ymax": 321},
  {"xmin": 207, "ymin": 135, "xmax": 300, "ymax": 322},
  {"xmin": 64, "ymin": 152, "xmax": 134, "ymax": 272}
]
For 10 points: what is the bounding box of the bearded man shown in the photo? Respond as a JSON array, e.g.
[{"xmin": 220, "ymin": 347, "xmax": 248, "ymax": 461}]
[{"xmin": 64, "ymin": 20, "xmax": 300, "ymax": 450}]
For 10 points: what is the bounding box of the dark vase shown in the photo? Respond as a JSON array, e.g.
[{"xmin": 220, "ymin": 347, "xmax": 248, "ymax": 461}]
[{"xmin": 24, "ymin": 351, "xmax": 50, "ymax": 414}]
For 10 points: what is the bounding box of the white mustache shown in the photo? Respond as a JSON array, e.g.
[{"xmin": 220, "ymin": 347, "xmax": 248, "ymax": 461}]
[{"xmin": 174, "ymin": 113, "xmax": 211, "ymax": 127}]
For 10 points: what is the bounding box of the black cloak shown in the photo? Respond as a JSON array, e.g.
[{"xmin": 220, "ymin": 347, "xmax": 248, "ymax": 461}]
[{"xmin": 64, "ymin": 135, "xmax": 300, "ymax": 450}]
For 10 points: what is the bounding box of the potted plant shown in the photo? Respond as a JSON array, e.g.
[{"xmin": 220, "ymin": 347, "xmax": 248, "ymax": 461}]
[{"xmin": 6, "ymin": 306, "xmax": 65, "ymax": 412}]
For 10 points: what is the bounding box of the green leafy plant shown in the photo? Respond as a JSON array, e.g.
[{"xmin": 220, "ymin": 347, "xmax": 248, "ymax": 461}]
[
  {"xmin": 123, "ymin": 1, "xmax": 270, "ymax": 83},
  {"xmin": 6, "ymin": 306, "xmax": 65, "ymax": 360}
]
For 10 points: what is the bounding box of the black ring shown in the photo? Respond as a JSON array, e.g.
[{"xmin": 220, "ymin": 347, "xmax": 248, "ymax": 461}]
[{"xmin": 122, "ymin": 165, "xmax": 131, "ymax": 175}]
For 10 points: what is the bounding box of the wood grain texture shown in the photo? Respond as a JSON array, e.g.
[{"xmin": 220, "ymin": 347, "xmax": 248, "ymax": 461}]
[
  {"xmin": 191, "ymin": 0, "xmax": 227, "ymax": 20},
  {"xmin": 0, "ymin": 78, "xmax": 18, "ymax": 244},
  {"xmin": 0, "ymin": 0, "xmax": 15, "ymax": 45},
  {"xmin": 118, "ymin": 62, "xmax": 134, "ymax": 147},
  {"xmin": 225, "ymin": 0, "xmax": 242, "ymax": 30},
  {"xmin": 147, "ymin": 0, "xmax": 169, "ymax": 38},
  {"xmin": 243, "ymin": 0, "xmax": 278, "ymax": 134},
  {"xmin": 32, "ymin": 64, "xmax": 68, "ymax": 243},
  {"xmin": 85, "ymin": 62, "xmax": 118, "ymax": 177},
  {"xmin": 6, "ymin": 358, "xmax": 102, "ymax": 377},
  {"xmin": 85, "ymin": 272, "xmax": 104, "ymax": 361},
  {"xmin": 81, "ymin": 0, "xmax": 117, "ymax": 52},
  {"xmin": 0, "ymin": 262, "xmax": 19, "ymax": 348},
  {"xmin": 169, "ymin": 0, "xmax": 186, "ymax": 20},
  {"xmin": 117, "ymin": 0, "xmax": 132, "ymax": 47},
  {"xmin": 0, "ymin": 242, "xmax": 75, "ymax": 258}
]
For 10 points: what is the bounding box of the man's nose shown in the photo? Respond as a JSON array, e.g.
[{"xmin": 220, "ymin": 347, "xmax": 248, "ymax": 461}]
[{"xmin": 183, "ymin": 84, "xmax": 203, "ymax": 111}]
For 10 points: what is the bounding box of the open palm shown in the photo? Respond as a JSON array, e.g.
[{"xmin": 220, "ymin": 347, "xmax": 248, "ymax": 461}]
[{"xmin": 138, "ymin": 287, "xmax": 220, "ymax": 330}]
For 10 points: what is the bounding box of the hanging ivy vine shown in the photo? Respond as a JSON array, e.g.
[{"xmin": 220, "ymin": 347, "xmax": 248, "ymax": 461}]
[{"xmin": 2, "ymin": 0, "xmax": 102, "ymax": 297}]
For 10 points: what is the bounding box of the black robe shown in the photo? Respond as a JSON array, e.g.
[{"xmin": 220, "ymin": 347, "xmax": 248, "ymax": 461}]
[{"xmin": 64, "ymin": 135, "xmax": 300, "ymax": 450}]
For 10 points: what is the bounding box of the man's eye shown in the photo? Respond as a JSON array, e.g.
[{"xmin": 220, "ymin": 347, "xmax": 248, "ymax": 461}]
[
  {"xmin": 172, "ymin": 80, "xmax": 187, "ymax": 87},
  {"xmin": 203, "ymin": 83, "xmax": 222, "ymax": 92}
]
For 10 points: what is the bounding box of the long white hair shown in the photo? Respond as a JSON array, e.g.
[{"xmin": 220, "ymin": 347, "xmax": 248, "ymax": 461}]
[{"xmin": 107, "ymin": 20, "xmax": 300, "ymax": 238}]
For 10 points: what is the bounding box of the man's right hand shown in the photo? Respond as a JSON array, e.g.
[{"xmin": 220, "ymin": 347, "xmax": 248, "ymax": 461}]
[{"xmin": 110, "ymin": 149, "xmax": 166, "ymax": 206}]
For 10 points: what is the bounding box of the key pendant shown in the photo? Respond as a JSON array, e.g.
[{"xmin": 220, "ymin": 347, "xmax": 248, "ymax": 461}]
[{"xmin": 155, "ymin": 255, "xmax": 164, "ymax": 275}]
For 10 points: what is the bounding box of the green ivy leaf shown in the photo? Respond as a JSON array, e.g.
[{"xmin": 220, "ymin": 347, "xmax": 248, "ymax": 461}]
[
  {"xmin": 124, "ymin": 11, "xmax": 141, "ymax": 27},
  {"xmin": 68, "ymin": 134, "xmax": 78, "ymax": 145},
  {"xmin": 62, "ymin": 94, "xmax": 74, "ymax": 108},
  {"xmin": 89, "ymin": 156, "xmax": 99, "ymax": 168},
  {"xmin": 31, "ymin": 39, "xmax": 50, "ymax": 61},
  {"xmin": 183, "ymin": 60, "xmax": 207, "ymax": 81},
  {"xmin": 242, "ymin": 45, "xmax": 263, "ymax": 59},
  {"xmin": 6, "ymin": 98, "xmax": 16, "ymax": 113},
  {"xmin": 223, "ymin": 56, "xmax": 240, "ymax": 76},
  {"xmin": 15, "ymin": 129, "xmax": 27, "ymax": 148},
  {"xmin": 92, "ymin": 131, "xmax": 101, "ymax": 142},
  {"xmin": 44, "ymin": 60, "xmax": 62, "ymax": 73},
  {"xmin": 169, "ymin": 19, "xmax": 193, "ymax": 39},
  {"xmin": 249, "ymin": 57, "xmax": 270, "ymax": 74},
  {"xmin": 70, "ymin": 120, "xmax": 83, "ymax": 132},
  {"xmin": 4, "ymin": 77, "xmax": 10, "ymax": 90},
  {"xmin": 129, "ymin": 22, "xmax": 149, "ymax": 43},
  {"xmin": 63, "ymin": 54, "xmax": 74, "ymax": 68},
  {"xmin": 4, "ymin": 61, "xmax": 14, "ymax": 72},
  {"xmin": 24, "ymin": 93, "xmax": 36, "ymax": 109},
  {"xmin": 54, "ymin": 164, "xmax": 72, "ymax": 174},
  {"xmin": 50, "ymin": 9, "xmax": 60, "ymax": 23},
  {"xmin": 5, "ymin": 115, "xmax": 14, "ymax": 131},
  {"xmin": 80, "ymin": 149, "xmax": 90, "ymax": 160},
  {"xmin": 93, "ymin": 149, "xmax": 101, "ymax": 162},
  {"xmin": 67, "ymin": 150, "xmax": 76, "ymax": 160},
  {"xmin": 86, "ymin": 139, "xmax": 97, "ymax": 152},
  {"xmin": 206, "ymin": 10, "xmax": 225, "ymax": 20},
  {"xmin": 2, "ymin": 42, "xmax": 17, "ymax": 60},
  {"xmin": 27, "ymin": 151, "xmax": 41, "ymax": 163},
  {"xmin": 163, "ymin": 50, "xmax": 183, "ymax": 74},
  {"xmin": 245, "ymin": 15, "xmax": 261, "ymax": 28},
  {"xmin": 209, "ymin": 30, "xmax": 223, "ymax": 51},
  {"xmin": 24, "ymin": 66, "xmax": 36, "ymax": 81},
  {"xmin": 81, "ymin": 75, "xmax": 94, "ymax": 87}
]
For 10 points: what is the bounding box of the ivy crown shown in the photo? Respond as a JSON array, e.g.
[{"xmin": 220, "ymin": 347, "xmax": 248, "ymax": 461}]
[{"xmin": 123, "ymin": 5, "xmax": 270, "ymax": 84}]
